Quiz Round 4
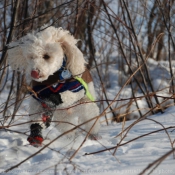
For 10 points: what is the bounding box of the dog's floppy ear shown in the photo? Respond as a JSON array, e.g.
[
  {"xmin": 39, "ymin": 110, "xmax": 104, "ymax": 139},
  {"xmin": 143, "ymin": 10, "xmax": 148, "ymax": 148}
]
[
  {"xmin": 7, "ymin": 41, "xmax": 28, "ymax": 71},
  {"xmin": 56, "ymin": 28, "xmax": 86, "ymax": 76}
]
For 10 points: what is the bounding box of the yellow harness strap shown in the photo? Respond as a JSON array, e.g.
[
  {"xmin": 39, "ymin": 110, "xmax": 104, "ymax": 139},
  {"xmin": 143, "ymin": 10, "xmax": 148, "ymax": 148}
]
[{"xmin": 75, "ymin": 76, "xmax": 95, "ymax": 101}]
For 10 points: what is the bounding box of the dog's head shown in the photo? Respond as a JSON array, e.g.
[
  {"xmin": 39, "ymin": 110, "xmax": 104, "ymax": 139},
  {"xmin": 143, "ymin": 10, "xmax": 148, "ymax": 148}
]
[{"xmin": 7, "ymin": 26, "xmax": 86, "ymax": 82}]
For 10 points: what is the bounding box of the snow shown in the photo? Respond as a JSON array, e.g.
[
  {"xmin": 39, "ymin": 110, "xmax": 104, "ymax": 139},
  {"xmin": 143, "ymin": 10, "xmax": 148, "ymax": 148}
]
[
  {"xmin": 1, "ymin": 105, "xmax": 175, "ymax": 175},
  {"xmin": 1, "ymin": 58, "xmax": 175, "ymax": 175},
  {"xmin": 0, "ymin": 107, "xmax": 175, "ymax": 175}
]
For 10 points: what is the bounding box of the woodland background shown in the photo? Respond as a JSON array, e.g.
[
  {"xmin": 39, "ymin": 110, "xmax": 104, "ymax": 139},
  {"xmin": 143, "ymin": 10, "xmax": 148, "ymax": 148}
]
[{"xmin": 1, "ymin": 0, "xmax": 175, "ymax": 123}]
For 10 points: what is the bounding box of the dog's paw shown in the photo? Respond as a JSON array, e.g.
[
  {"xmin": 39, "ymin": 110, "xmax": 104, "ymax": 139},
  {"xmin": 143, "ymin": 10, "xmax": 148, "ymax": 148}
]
[
  {"xmin": 28, "ymin": 123, "xmax": 43, "ymax": 147},
  {"xmin": 27, "ymin": 135, "xmax": 43, "ymax": 147}
]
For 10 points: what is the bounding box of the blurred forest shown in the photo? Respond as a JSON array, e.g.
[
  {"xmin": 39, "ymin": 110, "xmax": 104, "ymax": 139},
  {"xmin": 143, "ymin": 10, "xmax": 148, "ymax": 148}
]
[{"xmin": 1, "ymin": 0, "xmax": 175, "ymax": 125}]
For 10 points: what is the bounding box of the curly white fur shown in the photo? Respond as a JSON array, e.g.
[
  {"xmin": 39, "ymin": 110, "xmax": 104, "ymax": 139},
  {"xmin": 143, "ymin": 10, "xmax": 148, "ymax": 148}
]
[
  {"xmin": 7, "ymin": 26, "xmax": 100, "ymax": 139},
  {"xmin": 8, "ymin": 27, "xmax": 86, "ymax": 81}
]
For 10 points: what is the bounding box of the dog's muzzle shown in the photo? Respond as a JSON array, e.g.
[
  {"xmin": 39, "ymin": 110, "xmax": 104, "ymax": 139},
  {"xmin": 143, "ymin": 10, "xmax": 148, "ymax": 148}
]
[{"xmin": 31, "ymin": 69, "xmax": 40, "ymax": 79}]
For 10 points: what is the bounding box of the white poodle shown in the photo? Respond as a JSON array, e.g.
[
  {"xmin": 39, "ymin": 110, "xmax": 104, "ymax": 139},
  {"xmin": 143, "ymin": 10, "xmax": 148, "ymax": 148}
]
[{"xmin": 7, "ymin": 26, "xmax": 100, "ymax": 147}]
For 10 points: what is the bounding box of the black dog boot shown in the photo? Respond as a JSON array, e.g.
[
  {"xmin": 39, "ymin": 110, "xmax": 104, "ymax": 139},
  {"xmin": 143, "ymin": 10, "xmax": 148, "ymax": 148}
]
[{"xmin": 27, "ymin": 123, "xmax": 43, "ymax": 147}]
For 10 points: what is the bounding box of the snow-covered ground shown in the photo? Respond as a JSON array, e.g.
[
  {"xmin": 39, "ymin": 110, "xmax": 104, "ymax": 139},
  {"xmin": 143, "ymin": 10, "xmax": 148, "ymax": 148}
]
[
  {"xmin": 1, "ymin": 58, "xmax": 175, "ymax": 175},
  {"xmin": 0, "ymin": 100, "xmax": 175, "ymax": 175}
]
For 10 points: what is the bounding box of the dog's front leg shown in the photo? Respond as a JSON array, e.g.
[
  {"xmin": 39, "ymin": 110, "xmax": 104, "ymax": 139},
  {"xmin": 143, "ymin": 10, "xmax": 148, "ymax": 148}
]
[
  {"xmin": 59, "ymin": 89, "xmax": 85, "ymax": 108},
  {"xmin": 28, "ymin": 98, "xmax": 46, "ymax": 147}
]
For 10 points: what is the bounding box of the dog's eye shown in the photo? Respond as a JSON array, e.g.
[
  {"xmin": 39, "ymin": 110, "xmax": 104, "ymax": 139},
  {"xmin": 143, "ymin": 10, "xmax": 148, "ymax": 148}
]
[{"xmin": 43, "ymin": 54, "xmax": 50, "ymax": 60}]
